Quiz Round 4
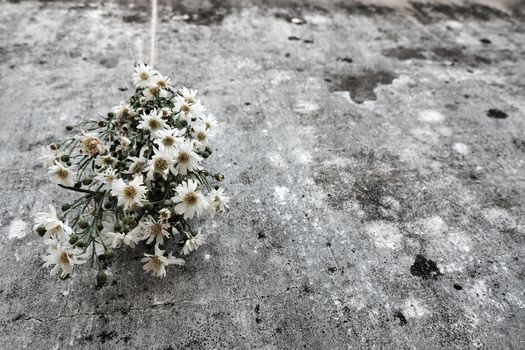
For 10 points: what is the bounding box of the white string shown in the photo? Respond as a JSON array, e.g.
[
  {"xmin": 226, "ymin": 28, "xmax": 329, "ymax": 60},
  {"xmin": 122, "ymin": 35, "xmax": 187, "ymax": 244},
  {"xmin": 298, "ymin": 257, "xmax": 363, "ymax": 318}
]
[{"xmin": 149, "ymin": 0, "xmax": 158, "ymax": 68}]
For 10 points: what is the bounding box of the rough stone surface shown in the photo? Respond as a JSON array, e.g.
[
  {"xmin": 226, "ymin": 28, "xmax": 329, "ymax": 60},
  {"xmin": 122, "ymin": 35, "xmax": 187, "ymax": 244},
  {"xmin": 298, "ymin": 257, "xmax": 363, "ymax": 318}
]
[{"xmin": 1, "ymin": 1, "xmax": 525, "ymax": 349}]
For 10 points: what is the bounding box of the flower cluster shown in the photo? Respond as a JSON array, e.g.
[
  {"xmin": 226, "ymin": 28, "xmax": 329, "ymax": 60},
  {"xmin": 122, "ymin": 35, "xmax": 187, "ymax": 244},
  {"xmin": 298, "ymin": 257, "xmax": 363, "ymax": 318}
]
[{"xmin": 34, "ymin": 64, "xmax": 229, "ymax": 283}]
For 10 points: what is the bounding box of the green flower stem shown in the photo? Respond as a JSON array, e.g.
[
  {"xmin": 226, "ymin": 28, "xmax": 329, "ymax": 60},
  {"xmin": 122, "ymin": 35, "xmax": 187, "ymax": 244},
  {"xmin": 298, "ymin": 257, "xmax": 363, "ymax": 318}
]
[{"xmin": 58, "ymin": 184, "xmax": 101, "ymax": 195}]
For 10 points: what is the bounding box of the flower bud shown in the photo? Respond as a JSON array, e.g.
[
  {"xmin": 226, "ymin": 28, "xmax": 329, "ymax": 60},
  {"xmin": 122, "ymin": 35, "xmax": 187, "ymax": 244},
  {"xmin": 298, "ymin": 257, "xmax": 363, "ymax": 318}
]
[
  {"xmin": 60, "ymin": 154, "xmax": 70, "ymax": 162},
  {"xmin": 78, "ymin": 220, "xmax": 89, "ymax": 229},
  {"xmin": 113, "ymin": 223, "xmax": 122, "ymax": 232},
  {"xmin": 49, "ymin": 143, "xmax": 58, "ymax": 150},
  {"xmin": 202, "ymin": 151, "xmax": 210, "ymax": 159},
  {"xmin": 214, "ymin": 173, "xmax": 225, "ymax": 181},
  {"xmin": 98, "ymin": 120, "xmax": 106, "ymax": 127},
  {"xmin": 75, "ymin": 239, "xmax": 87, "ymax": 247},
  {"xmin": 61, "ymin": 203, "xmax": 71, "ymax": 211},
  {"xmin": 96, "ymin": 270, "xmax": 108, "ymax": 287},
  {"xmin": 107, "ymin": 112, "xmax": 115, "ymax": 119},
  {"xmin": 66, "ymin": 125, "xmax": 73, "ymax": 131},
  {"xmin": 69, "ymin": 234, "xmax": 79, "ymax": 245},
  {"xmin": 74, "ymin": 182, "xmax": 82, "ymax": 188},
  {"xmin": 105, "ymin": 249, "xmax": 115, "ymax": 260},
  {"xmin": 82, "ymin": 177, "xmax": 93, "ymax": 185},
  {"xmin": 143, "ymin": 202, "xmax": 153, "ymax": 212}
]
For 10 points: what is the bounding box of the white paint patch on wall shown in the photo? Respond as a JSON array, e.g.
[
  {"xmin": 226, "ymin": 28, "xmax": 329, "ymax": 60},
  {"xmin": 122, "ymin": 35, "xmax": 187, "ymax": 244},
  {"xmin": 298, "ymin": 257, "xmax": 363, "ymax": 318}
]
[
  {"xmin": 274, "ymin": 186, "xmax": 290, "ymax": 205},
  {"xmin": 444, "ymin": 20, "xmax": 463, "ymax": 30},
  {"xmin": 423, "ymin": 216, "xmax": 448, "ymax": 235},
  {"xmin": 293, "ymin": 101, "xmax": 320, "ymax": 114},
  {"xmin": 482, "ymin": 207, "xmax": 516, "ymax": 230},
  {"xmin": 291, "ymin": 148, "xmax": 312, "ymax": 164},
  {"xmin": 448, "ymin": 232, "xmax": 471, "ymax": 252},
  {"xmin": 365, "ymin": 221, "xmax": 403, "ymax": 250},
  {"xmin": 453, "ymin": 142, "xmax": 470, "ymax": 155},
  {"xmin": 418, "ymin": 110, "xmax": 446, "ymax": 123},
  {"xmin": 8, "ymin": 219, "xmax": 28, "ymax": 239},
  {"xmin": 403, "ymin": 297, "xmax": 430, "ymax": 318}
]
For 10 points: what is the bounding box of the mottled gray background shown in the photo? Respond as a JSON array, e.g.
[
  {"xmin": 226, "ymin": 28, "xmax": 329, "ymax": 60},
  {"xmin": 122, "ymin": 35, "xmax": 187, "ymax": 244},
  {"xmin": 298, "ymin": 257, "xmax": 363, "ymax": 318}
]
[{"xmin": 1, "ymin": 0, "xmax": 524, "ymax": 349}]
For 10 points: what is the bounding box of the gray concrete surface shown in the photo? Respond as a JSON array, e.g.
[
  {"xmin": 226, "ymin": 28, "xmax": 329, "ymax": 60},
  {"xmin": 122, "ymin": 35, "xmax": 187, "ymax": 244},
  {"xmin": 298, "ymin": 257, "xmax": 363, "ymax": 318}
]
[{"xmin": 1, "ymin": 0, "xmax": 525, "ymax": 349}]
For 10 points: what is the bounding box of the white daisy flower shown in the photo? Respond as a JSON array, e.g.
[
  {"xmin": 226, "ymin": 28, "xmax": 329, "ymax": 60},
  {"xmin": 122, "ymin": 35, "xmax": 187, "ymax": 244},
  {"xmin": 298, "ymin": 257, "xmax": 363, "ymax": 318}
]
[
  {"xmin": 133, "ymin": 216, "xmax": 171, "ymax": 245},
  {"xmin": 127, "ymin": 147, "xmax": 149, "ymax": 174},
  {"xmin": 33, "ymin": 205, "xmax": 72, "ymax": 241},
  {"xmin": 200, "ymin": 114, "xmax": 218, "ymax": 136},
  {"xmin": 110, "ymin": 175, "xmax": 147, "ymax": 210},
  {"xmin": 95, "ymin": 155, "xmax": 118, "ymax": 168},
  {"xmin": 100, "ymin": 214, "xmax": 140, "ymax": 248},
  {"xmin": 160, "ymin": 107, "xmax": 172, "ymax": 118},
  {"xmin": 173, "ymin": 141, "xmax": 202, "ymax": 175},
  {"xmin": 94, "ymin": 168, "xmax": 118, "ymax": 191},
  {"xmin": 158, "ymin": 208, "xmax": 171, "ymax": 222},
  {"xmin": 181, "ymin": 230, "xmax": 205, "ymax": 255},
  {"xmin": 48, "ymin": 162, "xmax": 75, "ymax": 187},
  {"xmin": 173, "ymin": 95, "xmax": 205, "ymax": 122},
  {"xmin": 141, "ymin": 245, "xmax": 184, "ymax": 278},
  {"xmin": 120, "ymin": 136, "xmax": 131, "ymax": 151},
  {"xmin": 143, "ymin": 84, "xmax": 162, "ymax": 101},
  {"xmin": 172, "ymin": 179, "xmax": 209, "ymax": 219},
  {"xmin": 78, "ymin": 133, "xmax": 106, "ymax": 157},
  {"xmin": 207, "ymin": 187, "xmax": 230, "ymax": 215},
  {"xmin": 137, "ymin": 109, "xmax": 168, "ymax": 138},
  {"xmin": 152, "ymin": 74, "xmax": 172, "ymax": 90},
  {"xmin": 178, "ymin": 87, "xmax": 199, "ymax": 103},
  {"xmin": 145, "ymin": 147, "xmax": 175, "ymax": 180},
  {"xmin": 105, "ymin": 231, "xmax": 139, "ymax": 249},
  {"xmin": 38, "ymin": 145, "xmax": 59, "ymax": 167},
  {"xmin": 42, "ymin": 242, "xmax": 85, "ymax": 278},
  {"xmin": 153, "ymin": 128, "xmax": 185, "ymax": 154},
  {"xmin": 190, "ymin": 123, "xmax": 210, "ymax": 148},
  {"xmin": 104, "ymin": 231, "xmax": 125, "ymax": 249},
  {"xmin": 113, "ymin": 102, "xmax": 134, "ymax": 120},
  {"xmin": 132, "ymin": 63, "xmax": 156, "ymax": 88}
]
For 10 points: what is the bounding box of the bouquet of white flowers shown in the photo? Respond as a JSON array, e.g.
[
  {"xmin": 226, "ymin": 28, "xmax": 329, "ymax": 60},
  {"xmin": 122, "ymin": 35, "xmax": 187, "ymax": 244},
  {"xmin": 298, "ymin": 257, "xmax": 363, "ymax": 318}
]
[{"xmin": 33, "ymin": 64, "xmax": 230, "ymax": 285}]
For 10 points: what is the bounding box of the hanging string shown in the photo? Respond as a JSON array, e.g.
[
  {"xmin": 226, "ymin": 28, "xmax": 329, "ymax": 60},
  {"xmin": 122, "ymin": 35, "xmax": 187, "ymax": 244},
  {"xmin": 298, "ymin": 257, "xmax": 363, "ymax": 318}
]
[{"xmin": 149, "ymin": 0, "xmax": 158, "ymax": 68}]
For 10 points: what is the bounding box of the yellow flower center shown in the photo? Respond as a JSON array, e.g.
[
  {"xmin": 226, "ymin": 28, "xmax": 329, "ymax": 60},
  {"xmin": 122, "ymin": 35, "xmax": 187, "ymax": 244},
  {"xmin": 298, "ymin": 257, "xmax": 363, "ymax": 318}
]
[
  {"xmin": 151, "ymin": 223, "xmax": 163, "ymax": 236},
  {"xmin": 162, "ymin": 137, "xmax": 174, "ymax": 147},
  {"xmin": 131, "ymin": 161, "xmax": 145, "ymax": 173},
  {"xmin": 148, "ymin": 118, "xmax": 160, "ymax": 129},
  {"xmin": 197, "ymin": 132, "xmax": 206, "ymax": 142},
  {"xmin": 139, "ymin": 72, "xmax": 149, "ymax": 81},
  {"xmin": 124, "ymin": 185, "xmax": 137, "ymax": 200},
  {"xmin": 184, "ymin": 192, "xmax": 198, "ymax": 205},
  {"xmin": 56, "ymin": 168, "xmax": 69, "ymax": 179},
  {"xmin": 177, "ymin": 151, "xmax": 190, "ymax": 163},
  {"xmin": 181, "ymin": 105, "xmax": 190, "ymax": 113},
  {"xmin": 59, "ymin": 251, "xmax": 71, "ymax": 265},
  {"xmin": 149, "ymin": 86, "xmax": 160, "ymax": 95},
  {"xmin": 85, "ymin": 138, "xmax": 102, "ymax": 154},
  {"xmin": 152, "ymin": 256, "xmax": 162, "ymax": 268},
  {"xmin": 154, "ymin": 158, "xmax": 169, "ymax": 172}
]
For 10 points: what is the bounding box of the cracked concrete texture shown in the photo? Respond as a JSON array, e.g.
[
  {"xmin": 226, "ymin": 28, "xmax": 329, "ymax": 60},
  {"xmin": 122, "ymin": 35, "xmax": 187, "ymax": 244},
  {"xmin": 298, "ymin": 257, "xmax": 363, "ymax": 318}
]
[{"xmin": 1, "ymin": 0, "xmax": 525, "ymax": 349}]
